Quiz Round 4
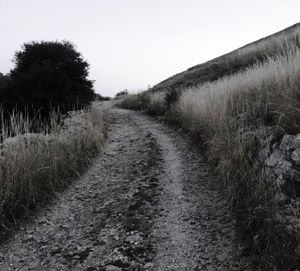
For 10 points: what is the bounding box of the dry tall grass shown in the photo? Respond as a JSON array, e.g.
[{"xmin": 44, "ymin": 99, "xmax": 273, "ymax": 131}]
[
  {"xmin": 177, "ymin": 46, "xmax": 300, "ymax": 137},
  {"xmin": 147, "ymin": 92, "xmax": 167, "ymax": 116},
  {"xmin": 173, "ymin": 46, "xmax": 300, "ymax": 269},
  {"xmin": 153, "ymin": 24, "xmax": 300, "ymax": 95},
  {"xmin": 0, "ymin": 102, "xmax": 104, "ymax": 223},
  {"xmin": 119, "ymin": 91, "xmax": 167, "ymax": 116},
  {"xmin": 118, "ymin": 92, "xmax": 149, "ymax": 110},
  {"xmin": 118, "ymin": 35, "xmax": 300, "ymax": 268},
  {"xmin": 233, "ymin": 23, "xmax": 300, "ymax": 65}
]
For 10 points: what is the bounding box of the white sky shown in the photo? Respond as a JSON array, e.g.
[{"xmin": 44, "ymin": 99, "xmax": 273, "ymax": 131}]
[{"xmin": 1, "ymin": 0, "xmax": 300, "ymax": 96}]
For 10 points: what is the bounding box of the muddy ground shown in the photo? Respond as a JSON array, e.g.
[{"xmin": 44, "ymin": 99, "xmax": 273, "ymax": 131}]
[{"xmin": 0, "ymin": 102, "xmax": 250, "ymax": 270}]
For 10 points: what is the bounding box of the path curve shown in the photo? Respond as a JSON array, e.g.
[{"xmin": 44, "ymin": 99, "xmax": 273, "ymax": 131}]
[{"xmin": 0, "ymin": 102, "xmax": 247, "ymax": 270}]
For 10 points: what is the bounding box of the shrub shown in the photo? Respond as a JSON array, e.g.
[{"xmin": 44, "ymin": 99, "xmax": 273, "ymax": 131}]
[
  {"xmin": 10, "ymin": 40, "xmax": 94, "ymax": 117},
  {"xmin": 119, "ymin": 91, "xmax": 150, "ymax": 110},
  {"xmin": 147, "ymin": 92, "xmax": 167, "ymax": 116},
  {"xmin": 165, "ymin": 87, "xmax": 182, "ymax": 108},
  {"xmin": 0, "ymin": 74, "xmax": 17, "ymax": 114},
  {"xmin": 94, "ymin": 93, "xmax": 111, "ymax": 101},
  {"xmin": 115, "ymin": 89, "xmax": 128, "ymax": 99}
]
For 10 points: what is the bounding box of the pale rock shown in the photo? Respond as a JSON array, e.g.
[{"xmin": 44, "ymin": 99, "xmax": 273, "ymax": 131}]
[
  {"xmin": 276, "ymin": 176, "xmax": 286, "ymax": 189},
  {"xmin": 144, "ymin": 262, "xmax": 154, "ymax": 268},
  {"xmin": 291, "ymin": 169, "xmax": 300, "ymax": 182},
  {"xmin": 265, "ymin": 149, "xmax": 284, "ymax": 167},
  {"xmin": 295, "ymin": 245, "xmax": 300, "ymax": 257},
  {"xmin": 105, "ymin": 265, "xmax": 122, "ymax": 271},
  {"xmin": 274, "ymin": 192, "xmax": 288, "ymax": 204},
  {"xmin": 291, "ymin": 134, "xmax": 300, "ymax": 150},
  {"xmin": 22, "ymin": 234, "xmax": 35, "ymax": 243},
  {"xmin": 291, "ymin": 149, "xmax": 300, "ymax": 167},
  {"xmin": 279, "ymin": 135, "xmax": 295, "ymax": 151}
]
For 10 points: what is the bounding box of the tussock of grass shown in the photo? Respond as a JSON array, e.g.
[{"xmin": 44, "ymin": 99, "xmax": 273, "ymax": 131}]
[
  {"xmin": 0, "ymin": 103, "xmax": 104, "ymax": 225},
  {"xmin": 147, "ymin": 92, "xmax": 167, "ymax": 116}
]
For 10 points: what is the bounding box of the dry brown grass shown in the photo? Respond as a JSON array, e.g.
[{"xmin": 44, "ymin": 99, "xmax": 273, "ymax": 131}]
[
  {"xmin": 153, "ymin": 24, "xmax": 300, "ymax": 95},
  {"xmin": 147, "ymin": 92, "xmax": 167, "ymax": 116},
  {"xmin": 119, "ymin": 31, "xmax": 300, "ymax": 268},
  {"xmin": 172, "ymin": 46, "xmax": 300, "ymax": 269},
  {"xmin": 119, "ymin": 91, "xmax": 167, "ymax": 116},
  {"xmin": 118, "ymin": 92, "xmax": 150, "ymax": 110},
  {"xmin": 0, "ymin": 102, "xmax": 104, "ymax": 223},
  {"xmin": 177, "ymin": 45, "xmax": 300, "ymax": 136},
  {"xmin": 233, "ymin": 23, "xmax": 300, "ymax": 65}
]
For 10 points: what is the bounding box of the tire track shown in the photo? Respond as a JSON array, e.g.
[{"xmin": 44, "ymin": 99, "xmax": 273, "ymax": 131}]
[{"xmin": 0, "ymin": 102, "xmax": 248, "ymax": 270}]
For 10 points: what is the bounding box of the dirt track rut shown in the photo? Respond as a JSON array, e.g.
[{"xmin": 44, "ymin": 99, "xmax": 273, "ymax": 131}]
[{"xmin": 0, "ymin": 102, "xmax": 247, "ymax": 270}]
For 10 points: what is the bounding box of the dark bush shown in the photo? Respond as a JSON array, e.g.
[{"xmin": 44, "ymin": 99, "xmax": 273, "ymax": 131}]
[
  {"xmin": 0, "ymin": 74, "xmax": 17, "ymax": 114},
  {"xmin": 115, "ymin": 89, "xmax": 128, "ymax": 98},
  {"xmin": 94, "ymin": 93, "xmax": 111, "ymax": 101},
  {"xmin": 10, "ymin": 40, "xmax": 94, "ymax": 116},
  {"xmin": 165, "ymin": 87, "xmax": 182, "ymax": 108}
]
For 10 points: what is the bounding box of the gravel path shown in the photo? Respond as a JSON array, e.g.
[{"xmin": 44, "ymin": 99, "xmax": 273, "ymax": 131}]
[{"xmin": 0, "ymin": 102, "xmax": 248, "ymax": 270}]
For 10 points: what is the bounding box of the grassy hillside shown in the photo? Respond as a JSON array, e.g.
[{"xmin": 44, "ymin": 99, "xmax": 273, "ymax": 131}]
[
  {"xmin": 120, "ymin": 24, "xmax": 300, "ymax": 270},
  {"xmin": 153, "ymin": 23, "xmax": 300, "ymax": 93}
]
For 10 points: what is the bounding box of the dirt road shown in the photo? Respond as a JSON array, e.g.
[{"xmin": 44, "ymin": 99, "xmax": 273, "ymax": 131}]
[{"xmin": 0, "ymin": 102, "xmax": 247, "ymax": 270}]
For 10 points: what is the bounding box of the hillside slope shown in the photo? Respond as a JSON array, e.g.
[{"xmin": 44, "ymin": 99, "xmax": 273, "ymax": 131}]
[
  {"xmin": 120, "ymin": 22, "xmax": 300, "ymax": 270},
  {"xmin": 152, "ymin": 23, "xmax": 300, "ymax": 92}
]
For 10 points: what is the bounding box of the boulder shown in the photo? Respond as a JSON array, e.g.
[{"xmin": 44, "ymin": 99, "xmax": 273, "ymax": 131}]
[
  {"xmin": 287, "ymin": 169, "xmax": 300, "ymax": 195},
  {"xmin": 291, "ymin": 169, "xmax": 300, "ymax": 182},
  {"xmin": 263, "ymin": 134, "xmax": 300, "ymax": 197},
  {"xmin": 274, "ymin": 192, "xmax": 289, "ymax": 205},
  {"xmin": 291, "ymin": 134, "xmax": 300, "ymax": 150},
  {"xmin": 276, "ymin": 161, "xmax": 293, "ymax": 179},
  {"xmin": 105, "ymin": 265, "xmax": 122, "ymax": 271},
  {"xmin": 291, "ymin": 149, "xmax": 300, "ymax": 167},
  {"xmin": 265, "ymin": 149, "xmax": 284, "ymax": 167},
  {"xmin": 275, "ymin": 175, "xmax": 286, "ymax": 190},
  {"xmin": 144, "ymin": 262, "xmax": 154, "ymax": 269},
  {"xmin": 279, "ymin": 135, "xmax": 295, "ymax": 151}
]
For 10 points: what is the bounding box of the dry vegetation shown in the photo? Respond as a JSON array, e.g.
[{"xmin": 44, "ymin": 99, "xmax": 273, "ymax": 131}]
[
  {"xmin": 177, "ymin": 46, "xmax": 300, "ymax": 136},
  {"xmin": 153, "ymin": 23, "xmax": 300, "ymax": 93},
  {"xmin": 119, "ymin": 92, "xmax": 167, "ymax": 116},
  {"xmin": 173, "ymin": 46, "xmax": 300, "ymax": 269},
  {"xmin": 0, "ymin": 103, "xmax": 104, "ymax": 227},
  {"xmin": 120, "ymin": 28, "xmax": 300, "ymax": 269}
]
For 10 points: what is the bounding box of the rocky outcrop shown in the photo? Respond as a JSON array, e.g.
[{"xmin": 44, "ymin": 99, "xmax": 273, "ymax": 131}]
[
  {"xmin": 241, "ymin": 127, "xmax": 300, "ymax": 203},
  {"xmin": 264, "ymin": 134, "xmax": 300, "ymax": 200}
]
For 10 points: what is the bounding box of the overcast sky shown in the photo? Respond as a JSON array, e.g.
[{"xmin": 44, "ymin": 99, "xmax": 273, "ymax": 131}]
[{"xmin": 1, "ymin": 0, "xmax": 300, "ymax": 96}]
